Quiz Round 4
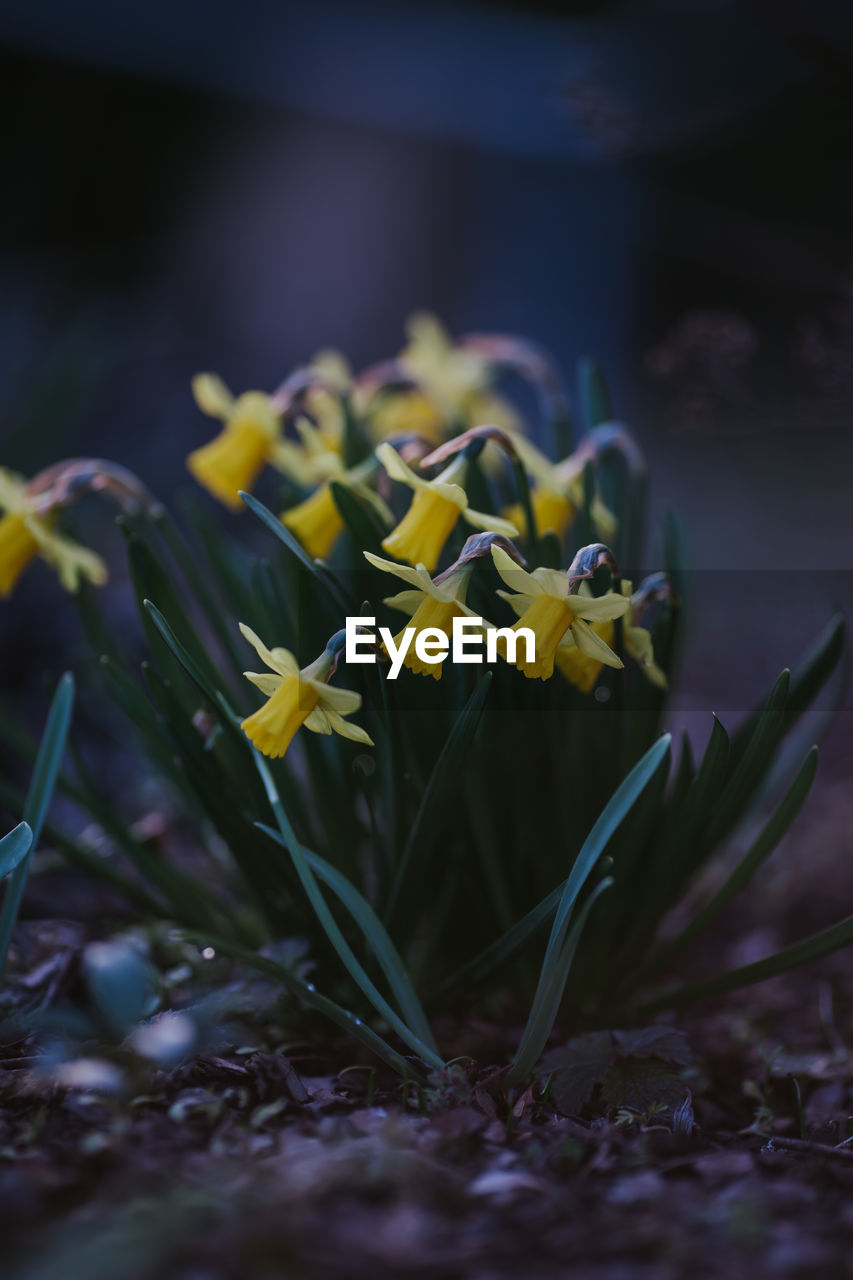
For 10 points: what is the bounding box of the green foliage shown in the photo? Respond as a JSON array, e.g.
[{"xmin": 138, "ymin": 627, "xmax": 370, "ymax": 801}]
[{"xmin": 0, "ymin": 335, "xmax": 847, "ymax": 1088}]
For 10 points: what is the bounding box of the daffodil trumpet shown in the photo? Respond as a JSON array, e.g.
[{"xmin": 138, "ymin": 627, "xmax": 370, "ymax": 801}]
[
  {"xmin": 239, "ymin": 624, "xmax": 372, "ymax": 759},
  {"xmin": 187, "ymin": 374, "xmax": 283, "ymax": 511},
  {"xmin": 363, "ymin": 537, "xmax": 496, "ymax": 679},
  {"xmin": 376, "ymin": 440, "xmax": 518, "ymax": 573},
  {"xmin": 277, "ymin": 448, "xmax": 392, "ymax": 561},
  {"xmin": 491, "ymin": 542, "xmax": 629, "ymax": 680}
]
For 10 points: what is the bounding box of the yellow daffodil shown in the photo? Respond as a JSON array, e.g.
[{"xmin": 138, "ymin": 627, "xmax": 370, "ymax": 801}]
[
  {"xmin": 377, "ymin": 441, "xmax": 518, "ymax": 572},
  {"xmin": 187, "ymin": 374, "xmax": 282, "ymax": 510},
  {"xmin": 556, "ymin": 581, "xmax": 668, "ymax": 693},
  {"xmin": 364, "ymin": 550, "xmax": 483, "ymax": 679},
  {"xmin": 239, "ymin": 624, "xmax": 372, "ymax": 759},
  {"xmin": 0, "ymin": 468, "xmax": 107, "ymax": 599},
  {"xmin": 504, "ymin": 434, "xmax": 617, "ymax": 544},
  {"xmin": 491, "ymin": 544, "xmax": 629, "ymax": 680},
  {"xmin": 275, "ymin": 429, "xmax": 392, "ymax": 560},
  {"xmin": 357, "ymin": 313, "xmax": 521, "ymax": 444}
]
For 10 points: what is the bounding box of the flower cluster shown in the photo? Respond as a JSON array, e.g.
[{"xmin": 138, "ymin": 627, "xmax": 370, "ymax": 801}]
[{"xmin": 2, "ymin": 314, "xmax": 669, "ymax": 765}]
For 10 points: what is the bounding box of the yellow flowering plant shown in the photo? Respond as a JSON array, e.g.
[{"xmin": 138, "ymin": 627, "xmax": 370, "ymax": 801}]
[{"xmin": 1, "ymin": 317, "xmax": 848, "ymax": 1092}]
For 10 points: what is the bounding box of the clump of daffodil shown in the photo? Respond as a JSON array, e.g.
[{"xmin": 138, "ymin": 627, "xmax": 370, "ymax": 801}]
[
  {"xmin": 556, "ymin": 579, "xmax": 668, "ymax": 693},
  {"xmin": 363, "ymin": 533, "xmax": 514, "ymax": 679},
  {"xmin": 0, "ymin": 466, "xmax": 109, "ymax": 599},
  {"xmin": 276, "ymin": 425, "xmax": 392, "ymax": 561},
  {"xmin": 377, "ymin": 440, "xmax": 518, "ymax": 572},
  {"xmin": 504, "ymin": 433, "xmax": 617, "ymax": 545},
  {"xmin": 491, "ymin": 543, "xmax": 629, "ymax": 680},
  {"xmin": 239, "ymin": 624, "xmax": 372, "ymax": 759},
  {"xmin": 187, "ymin": 374, "xmax": 283, "ymax": 511}
]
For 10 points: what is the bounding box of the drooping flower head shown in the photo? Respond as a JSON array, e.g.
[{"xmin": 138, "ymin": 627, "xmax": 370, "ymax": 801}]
[
  {"xmin": 503, "ymin": 433, "xmax": 617, "ymax": 545},
  {"xmin": 274, "ymin": 421, "xmax": 392, "ymax": 561},
  {"xmin": 363, "ymin": 533, "xmax": 517, "ymax": 680},
  {"xmin": 377, "ymin": 440, "xmax": 518, "ymax": 572},
  {"xmin": 491, "ymin": 543, "xmax": 629, "ymax": 680},
  {"xmin": 187, "ymin": 374, "xmax": 282, "ymax": 511},
  {"xmin": 556, "ymin": 577, "xmax": 669, "ymax": 692},
  {"xmin": 239, "ymin": 624, "xmax": 373, "ymax": 760},
  {"xmin": 0, "ymin": 459, "xmax": 151, "ymax": 598}
]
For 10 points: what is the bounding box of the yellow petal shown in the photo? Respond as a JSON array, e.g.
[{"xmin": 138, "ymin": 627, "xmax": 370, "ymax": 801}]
[
  {"xmin": 238, "ymin": 623, "xmax": 300, "ymax": 678},
  {"xmin": 571, "ymin": 617, "xmax": 623, "ymax": 668},
  {"xmin": 567, "ymin": 591, "xmax": 630, "ymax": 623},
  {"xmin": 26, "ymin": 518, "xmax": 108, "ymax": 593},
  {"xmin": 243, "ymin": 672, "xmax": 284, "ymax": 696},
  {"xmin": 364, "ymin": 551, "xmax": 435, "ymax": 593},
  {"xmin": 192, "ymin": 373, "xmax": 234, "ymax": 419},
  {"xmin": 462, "ymin": 507, "xmax": 519, "ymax": 537},
  {"xmin": 0, "ymin": 511, "xmax": 39, "ymax": 598},
  {"xmin": 313, "ymin": 680, "xmax": 363, "ymax": 715},
  {"xmin": 324, "ymin": 709, "xmax": 374, "ymax": 745},
  {"xmin": 490, "ymin": 545, "xmax": 543, "ymax": 597}
]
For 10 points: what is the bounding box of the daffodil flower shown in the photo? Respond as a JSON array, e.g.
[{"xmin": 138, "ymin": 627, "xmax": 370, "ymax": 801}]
[
  {"xmin": 0, "ymin": 468, "xmax": 107, "ymax": 599},
  {"xmin": 274, "ymin": 423, "xmax": 391, "ymax": 560},
  {"xmin": 556, "ymin": 581, "xmax": 668, "ymax": 692},
  {"xmin": 491, "ymin": 544, "xmax": 629, "ymax": 680},
  {"xmin": 503, "ymin": 434, "xmax": 617, "ymax": 544},
  {"xmin": 377, "ymin": 441, "xmax": 518, "ymax": 572},
  {"xmin": 187, "ymin": 374, "xmax": 282, "ymax": 511},
  {"xmin": 239, "ymin": 624, "xmax": 372, "ymax": 759},
  {"xmin": 355, "ymin": 313, "xmax": 520, "ymax": 444},
  {"xmin": 364, "ymin": 550, "xmax": 483, "ymax": 679}
]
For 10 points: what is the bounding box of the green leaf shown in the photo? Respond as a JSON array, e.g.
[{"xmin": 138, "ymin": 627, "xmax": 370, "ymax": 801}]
[
  {"xmin": 0, "ymin": 823, "xmax": 33, "ymax": 879},
  {"xmin": 647, "ymin": 747, "xmax": 819, "ymax": 978},
  {"xmin": 253, "ymin": 754, "xmax": 444, "ymax": 1070},
  {"xmin": 508, "ymin": 877, "xmax": 613, "ymax": 1085},
  {"xmin": 240, "ymin": 490, "xmax": 351, "ymax": 610},
  {"xmin": 329, "ymin": 480, "xmax": 389, "ymax": 554},
  {"xmin": 384, "ymin": 673, "xmax": 493, "ymax": 929},
  {"xmin": 184, "ymin": 930, "xmax": 420, "ymax": 1079},
  {"xmin": 507, "ymin": 733, "xmax": 672, "ymax": 1083},
  {"xmin": 0, "ymin": 673, "xmax": 74, "ymax": 979},
  {"xmin": 577, "ymin": 357, "xmax": 613, "ymax": 432},
  {"xmin": 705, "ymin": 670, "xmax": 789, "ymax": 847},
  {"xmin": 639, "ymin": 911, "xmax": 853, "ymax": 1016},
  {"xmin": 255, "ymin": 821, "xmax": 439, "ymax": 1058}
]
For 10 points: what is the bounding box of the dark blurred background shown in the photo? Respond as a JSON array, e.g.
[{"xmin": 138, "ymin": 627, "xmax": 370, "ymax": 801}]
[{"xmin": 1, "ymin": 0, "xmax": 852, "ymax": 770}]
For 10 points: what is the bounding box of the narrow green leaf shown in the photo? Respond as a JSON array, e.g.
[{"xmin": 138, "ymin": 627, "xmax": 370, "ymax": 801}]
[
  {"xmin": 384, "ymin": 673, "xmax": 492, "ymax": 929},
  {"xmin": 508, "ymin": 877, "xmax": 613, "ymax": 1084},
  {"xmin": 240, "ymin": 490, "xmax": 351, "ymax": 610},
  {"xmin": 433, "ymin": 733, "xmax": 672, "ymax": 1004},
  {"xmin": 0, "ymin": 673, "xmax": 74, "ymax": 979},
  {"xmin": 256, "ymin": 821, "xmax": 438, "ymax": 1056},
  {"xmin": 0, "ymin": 823, "xmax": 33, "ymax": 879},
  {"xmin": 253, "ymin": 753, "xmax": 444, "ymax": 1069},
  {"xmin": 638, "ymin": 910, "xmax": 853, "ymax": 1016},
  {"xmin": 330, "ymin": 481, "xmax": 389, "ymax": 554},
  {"xmin": 577, "ymin": 357, "xmax": 613, "ymax": 432},
  {"xmin": 184, "ymin": 930, "xmax": 420, "ymax": 1079},
  {"xmin": 644, "ymin": 746, "xmax": 819, "ymax": 980}
]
